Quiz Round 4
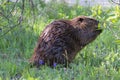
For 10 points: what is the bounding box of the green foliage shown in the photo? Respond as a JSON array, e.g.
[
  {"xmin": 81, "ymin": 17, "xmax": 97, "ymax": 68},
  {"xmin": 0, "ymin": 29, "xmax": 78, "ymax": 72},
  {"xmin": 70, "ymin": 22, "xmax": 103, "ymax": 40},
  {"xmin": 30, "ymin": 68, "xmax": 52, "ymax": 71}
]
[{"xmin": 0, "ymin": 0, "xmax": 120, "ymax": 80}]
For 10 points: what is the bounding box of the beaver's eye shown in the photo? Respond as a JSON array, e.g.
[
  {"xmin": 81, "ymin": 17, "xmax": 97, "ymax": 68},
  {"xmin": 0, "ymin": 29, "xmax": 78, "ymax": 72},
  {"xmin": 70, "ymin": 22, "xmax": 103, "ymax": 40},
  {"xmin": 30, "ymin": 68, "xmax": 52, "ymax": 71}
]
[{"xmin": 79, "ymin": 18, "xmax": 84, "ymax": 22}]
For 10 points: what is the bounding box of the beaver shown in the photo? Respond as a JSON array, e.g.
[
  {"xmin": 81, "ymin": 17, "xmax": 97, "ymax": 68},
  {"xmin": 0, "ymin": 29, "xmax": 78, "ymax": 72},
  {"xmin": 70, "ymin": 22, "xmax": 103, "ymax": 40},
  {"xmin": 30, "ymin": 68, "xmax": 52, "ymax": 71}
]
[{"xmin": 30, "ymin": 16, "xmax": 102, "ymax": 67}]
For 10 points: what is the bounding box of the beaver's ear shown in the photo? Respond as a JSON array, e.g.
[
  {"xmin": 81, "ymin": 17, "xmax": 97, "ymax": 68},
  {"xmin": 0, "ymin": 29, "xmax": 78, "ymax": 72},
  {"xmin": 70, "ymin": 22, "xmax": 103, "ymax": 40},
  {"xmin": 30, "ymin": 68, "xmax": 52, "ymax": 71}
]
[{"xmin": 78, "ymin": 18, "xmax": 84, "ymax": 22}]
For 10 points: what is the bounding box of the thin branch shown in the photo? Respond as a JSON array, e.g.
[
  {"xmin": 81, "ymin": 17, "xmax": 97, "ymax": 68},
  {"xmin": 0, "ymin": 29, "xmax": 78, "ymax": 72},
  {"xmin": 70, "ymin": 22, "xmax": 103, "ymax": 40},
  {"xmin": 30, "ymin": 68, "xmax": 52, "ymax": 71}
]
[
  {"xmin": 0, "ymin": 12, "xmax": 10, "ymax": 22},
  {"xmin": 0, "ymin": 2, "xmax": 17, "ymax": 25},
  {"xmin": 8, "ymin": 0, "xmax": 19, "ymax": 17},
  {"xmin": 111, "ymin": 0, "xmax": 120, "ymax": 5},
  {"xmin": 0, "ymin": 23, "xmax": 20, "ymax": 39},
  {"xmin": 0, "ymin": 0, "xmax": 24, "ymax": 39}
]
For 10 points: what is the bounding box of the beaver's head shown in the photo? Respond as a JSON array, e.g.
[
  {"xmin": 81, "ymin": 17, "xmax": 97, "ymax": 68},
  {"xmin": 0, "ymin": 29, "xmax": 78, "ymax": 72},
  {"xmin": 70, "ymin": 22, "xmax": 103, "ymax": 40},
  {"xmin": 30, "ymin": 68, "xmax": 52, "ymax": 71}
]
[{"xmin": 71, "ymin": 16, "xmax": 102, "ymax": 46}]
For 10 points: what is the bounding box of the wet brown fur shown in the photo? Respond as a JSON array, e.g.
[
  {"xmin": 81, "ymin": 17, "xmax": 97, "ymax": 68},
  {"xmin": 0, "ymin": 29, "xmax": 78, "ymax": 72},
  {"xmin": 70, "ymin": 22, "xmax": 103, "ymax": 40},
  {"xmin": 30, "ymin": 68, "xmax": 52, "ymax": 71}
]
[{"xmin": 30, "ymin": 16, "xmax": 102, "ymax": 67}]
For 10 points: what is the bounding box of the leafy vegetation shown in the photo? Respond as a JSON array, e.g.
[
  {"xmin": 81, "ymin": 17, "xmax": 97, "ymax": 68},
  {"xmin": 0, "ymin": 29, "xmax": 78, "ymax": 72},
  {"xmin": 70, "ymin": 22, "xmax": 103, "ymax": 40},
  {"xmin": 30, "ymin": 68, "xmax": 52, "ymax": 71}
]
[{"xmin": 0, "ymin": 0, "xmax": 120, "ymax": 80}]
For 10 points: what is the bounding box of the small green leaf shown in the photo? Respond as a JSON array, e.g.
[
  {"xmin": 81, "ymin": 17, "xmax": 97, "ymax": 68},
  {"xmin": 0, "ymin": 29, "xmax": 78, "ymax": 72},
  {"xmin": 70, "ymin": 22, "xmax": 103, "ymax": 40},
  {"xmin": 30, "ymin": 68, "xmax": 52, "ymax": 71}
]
[{"xmin": 115, "ymin": 39, "xmax": 120, "ymax": 44}]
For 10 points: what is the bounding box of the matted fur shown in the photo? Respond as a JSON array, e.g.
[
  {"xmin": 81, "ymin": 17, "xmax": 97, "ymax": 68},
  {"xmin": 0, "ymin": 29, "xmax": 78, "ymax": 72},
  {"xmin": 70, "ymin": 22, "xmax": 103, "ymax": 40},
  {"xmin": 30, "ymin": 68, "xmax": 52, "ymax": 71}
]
[{"xmin": 30, "ymin": 16, "xmax": 102, "ymax": 67}]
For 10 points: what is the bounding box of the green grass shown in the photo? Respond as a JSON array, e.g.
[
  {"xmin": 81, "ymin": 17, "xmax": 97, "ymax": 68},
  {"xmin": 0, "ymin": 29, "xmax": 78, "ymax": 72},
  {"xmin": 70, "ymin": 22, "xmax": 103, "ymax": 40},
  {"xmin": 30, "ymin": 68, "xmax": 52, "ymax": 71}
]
[{"xmin": 0, "ymin": 1, "xmax": 120, "ymax": 80}]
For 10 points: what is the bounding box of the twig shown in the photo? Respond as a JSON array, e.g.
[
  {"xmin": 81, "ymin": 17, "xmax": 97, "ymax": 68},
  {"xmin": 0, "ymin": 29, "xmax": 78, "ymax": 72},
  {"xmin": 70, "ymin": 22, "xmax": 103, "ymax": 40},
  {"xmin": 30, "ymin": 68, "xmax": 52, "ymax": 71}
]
[
  {"xmin": 0, "ymin": 12, "xmax": 13, "ymax": 23},
  {"xmin": 0, "ymin": 0, "xmax": 24, "ymax": 39},
  {"xmin": 8, "ymin": 0, "xmax": 19, "ymax": 17},
  {"xmin": 111, "ymin": 0, "xmax": 120, "ymax": 5},
  {"xmin": 0, "ymin": 23, "xmax": 20, "ymax": 38}
]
